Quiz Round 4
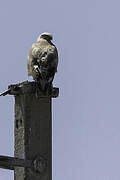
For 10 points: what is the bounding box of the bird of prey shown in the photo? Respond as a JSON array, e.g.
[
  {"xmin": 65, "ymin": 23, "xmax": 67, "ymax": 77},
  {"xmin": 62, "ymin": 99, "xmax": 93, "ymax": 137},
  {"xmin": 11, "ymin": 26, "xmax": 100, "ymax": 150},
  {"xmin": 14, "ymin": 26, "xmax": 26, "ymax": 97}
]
[{"xmin": 27, "ymin": 32, "xmax": 58, "ymax": 92}]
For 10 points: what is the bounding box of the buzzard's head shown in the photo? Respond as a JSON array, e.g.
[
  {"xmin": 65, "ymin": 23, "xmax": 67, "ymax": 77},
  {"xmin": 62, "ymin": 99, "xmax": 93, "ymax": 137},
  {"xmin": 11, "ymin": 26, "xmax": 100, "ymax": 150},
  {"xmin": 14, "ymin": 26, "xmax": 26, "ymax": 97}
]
[{"xmin": 37, "ymin": 32, "xmax": 53, "ymax": 41}]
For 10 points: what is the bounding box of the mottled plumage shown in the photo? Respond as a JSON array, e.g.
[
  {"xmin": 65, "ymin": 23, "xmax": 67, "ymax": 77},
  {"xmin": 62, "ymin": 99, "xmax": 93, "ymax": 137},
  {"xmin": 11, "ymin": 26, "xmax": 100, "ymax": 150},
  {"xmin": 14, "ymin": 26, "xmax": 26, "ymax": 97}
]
[{"xmin": 27, "ymin": 33, "xmax": 58, "ymax": 91}]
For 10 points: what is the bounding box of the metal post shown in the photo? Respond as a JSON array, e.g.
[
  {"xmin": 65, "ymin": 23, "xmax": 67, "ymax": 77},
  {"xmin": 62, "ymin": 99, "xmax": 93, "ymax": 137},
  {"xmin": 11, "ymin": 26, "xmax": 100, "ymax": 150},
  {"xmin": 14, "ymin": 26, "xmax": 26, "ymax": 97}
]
[
  {"xmin": 0, "ymin": 81, "xmax": 59, "ymax": 180},
  {"xmin": 14, "ymin": 94, "xmax": 52, "ymax": 180}
]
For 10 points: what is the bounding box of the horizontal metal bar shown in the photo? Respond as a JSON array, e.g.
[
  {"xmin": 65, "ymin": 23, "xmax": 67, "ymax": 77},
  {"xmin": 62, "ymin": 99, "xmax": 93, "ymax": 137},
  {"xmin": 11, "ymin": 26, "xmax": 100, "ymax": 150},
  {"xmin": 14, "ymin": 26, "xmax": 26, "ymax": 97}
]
[
  {"xmin": 0, "ymin": 156, "xmax": 32, "ymax": 170},
  {"xmin": 0, "ymin": 89, "xmax": 11, "ymax": 96}
]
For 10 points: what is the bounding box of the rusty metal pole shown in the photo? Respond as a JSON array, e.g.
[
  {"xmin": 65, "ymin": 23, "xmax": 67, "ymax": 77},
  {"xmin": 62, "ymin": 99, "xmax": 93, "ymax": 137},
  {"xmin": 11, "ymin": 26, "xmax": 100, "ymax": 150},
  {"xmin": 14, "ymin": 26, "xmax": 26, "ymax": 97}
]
[
  {"xmin": 13, "ymin": 81, "xmax": 58, "ymax": 180},
  {"xmin": 0, "ymin": 81, "xmax": 58, "ymax": 180},
  {"xmin": 15, "ymin": 97, "xmax": 52, "ymax": 180}
]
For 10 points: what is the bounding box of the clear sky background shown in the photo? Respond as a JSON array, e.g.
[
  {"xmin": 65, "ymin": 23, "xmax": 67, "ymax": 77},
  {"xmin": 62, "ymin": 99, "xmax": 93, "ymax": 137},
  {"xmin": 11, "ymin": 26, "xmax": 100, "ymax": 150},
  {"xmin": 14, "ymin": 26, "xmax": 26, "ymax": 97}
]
[{"xmin": 0, "ymin": 0, "xmax": 120, "ymax": 179}]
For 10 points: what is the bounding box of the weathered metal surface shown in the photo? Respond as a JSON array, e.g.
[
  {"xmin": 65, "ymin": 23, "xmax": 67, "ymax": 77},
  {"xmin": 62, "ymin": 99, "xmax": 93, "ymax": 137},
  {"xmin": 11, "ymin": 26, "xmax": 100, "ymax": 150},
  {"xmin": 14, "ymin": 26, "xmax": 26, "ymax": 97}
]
[
  {"xmin": 0, "ymin": 81, "xmax": 59, "ymax": 98},
  {"xmin": 0, "ymin": 155, "xmax": 47, "ymax": 174},
  {"xmin": 0, "ymin": 156, "xmax": 31, "ymax": 170},
  {"xmin": 14, "ymin": 83, "xmax": 53, "ymax": 180},
  {"xmin": 0, "ymin": 81, "xmax": 59, "ymax": 180}
]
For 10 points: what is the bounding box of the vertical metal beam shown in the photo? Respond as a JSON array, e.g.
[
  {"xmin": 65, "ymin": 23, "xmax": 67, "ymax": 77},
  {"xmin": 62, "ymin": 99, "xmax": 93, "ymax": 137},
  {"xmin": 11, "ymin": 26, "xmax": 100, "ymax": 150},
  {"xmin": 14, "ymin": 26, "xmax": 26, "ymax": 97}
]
[{"xmin": 14, "ymin": 92, "xmax": 52, "ymax": 180}]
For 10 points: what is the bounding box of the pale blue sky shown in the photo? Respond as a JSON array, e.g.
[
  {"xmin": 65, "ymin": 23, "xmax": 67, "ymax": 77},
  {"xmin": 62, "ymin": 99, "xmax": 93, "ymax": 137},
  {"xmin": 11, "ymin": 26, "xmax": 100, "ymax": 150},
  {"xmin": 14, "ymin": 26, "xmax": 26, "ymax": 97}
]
[{"xmin": 0, "ymin": 0, "xmax": 120, "ymax": 179}]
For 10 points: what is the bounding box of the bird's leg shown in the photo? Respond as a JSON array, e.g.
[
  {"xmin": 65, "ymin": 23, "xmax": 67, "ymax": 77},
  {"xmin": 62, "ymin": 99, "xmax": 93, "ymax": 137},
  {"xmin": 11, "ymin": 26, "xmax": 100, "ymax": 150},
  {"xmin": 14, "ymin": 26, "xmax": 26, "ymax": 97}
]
[
  {"xmin": 49, "ymin": 83, "xmax": 53, "ymax": 95},
  {"xmin": 35, "ymin": 81, "xmax": 39, "ymax": 98},
  {"xmin": 35, "ymin": 80, "xmax": 47, "ymax": 96},
  {"xmin": 47, "ymin": 75, "xmax": 54, "ymax": 94},
  {"xmin": 44, "ymin": 81, "xmax": 53, "ymax": 95}
]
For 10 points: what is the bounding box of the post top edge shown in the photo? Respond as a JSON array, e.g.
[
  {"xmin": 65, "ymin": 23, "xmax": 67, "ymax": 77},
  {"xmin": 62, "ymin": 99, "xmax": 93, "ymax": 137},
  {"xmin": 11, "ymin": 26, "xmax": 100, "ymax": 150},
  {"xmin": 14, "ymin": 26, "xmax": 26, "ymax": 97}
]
[{"xmin": 7, "ymin": 81, "xmax": 59, "ymax": 98}]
